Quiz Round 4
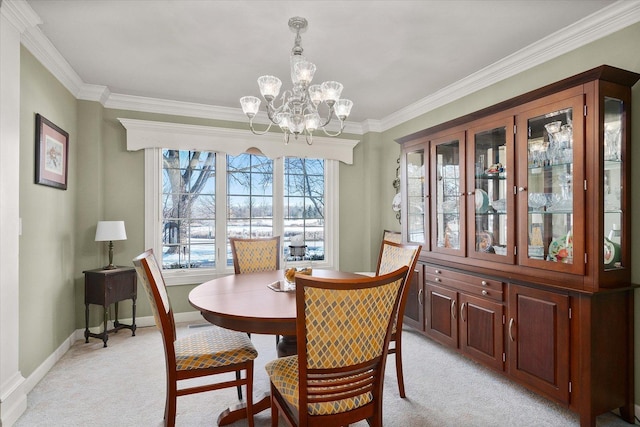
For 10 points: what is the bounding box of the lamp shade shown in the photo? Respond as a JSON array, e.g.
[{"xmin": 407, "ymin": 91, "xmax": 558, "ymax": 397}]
[{"xmin": 95, "ymin": 221, "xmax": 127, "ymax": 242}]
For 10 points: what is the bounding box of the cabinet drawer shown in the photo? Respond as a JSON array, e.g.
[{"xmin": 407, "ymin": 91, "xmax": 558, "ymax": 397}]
[{"xmin": 425, "ymin": 267, "xmax": 503, "ymax": 302}]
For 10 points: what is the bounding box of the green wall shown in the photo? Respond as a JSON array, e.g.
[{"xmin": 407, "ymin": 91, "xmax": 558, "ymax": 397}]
[
  {"xmin": 17, "ymin": 20, "xmax": 640, "ymax": 407},
  {"xmin": 19, "ymin": 47, "xmax": 78, "ymax": 376}
]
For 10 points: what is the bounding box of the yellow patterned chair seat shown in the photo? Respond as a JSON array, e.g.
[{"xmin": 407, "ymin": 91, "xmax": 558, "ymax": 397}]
[
  {"xmin": 265, "ymin": 355, "xmax": 373, "ymax": 416},
  {"xmin": 175, "ymin": 327, "xmax": 257, "ymax": 371}
]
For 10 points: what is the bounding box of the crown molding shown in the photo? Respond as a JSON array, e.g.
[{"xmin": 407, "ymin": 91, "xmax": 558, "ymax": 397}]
[
  {"xmin": 380, "ymin": 0, "xmax": 640, "ymax": 131},
  {"xmin": 1, "ymin": 0, "xmax": 40, "ymax": 33},
  {"xmin": 13, "ymin": 0, "xmax": 640, "ymax": 135}
]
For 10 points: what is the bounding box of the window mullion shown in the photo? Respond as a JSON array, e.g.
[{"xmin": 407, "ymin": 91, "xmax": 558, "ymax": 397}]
[
  {"xmin": 273, "ymin": 157, "xmax": 284, "ymax": 246},
  {"xmin": 216, "ymin": 154, "xmax": 228, "ymax": 273}
]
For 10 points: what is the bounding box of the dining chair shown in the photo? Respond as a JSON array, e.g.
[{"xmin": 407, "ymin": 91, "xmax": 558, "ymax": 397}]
[
  {"xmin": 230, "ymin": 236, "xmax": 281, "ymax": 274},
  {"xmin": 375, "ymin": 240, "xmax": 422, "ymax": 398},
  {"xmin": 265, "ymin": 265, "xmax": 410, "ymax": 427},
  {"xmin": 132, "ymin": 249, "xmax": 257, "ymax": 427},
  {"xmin": 382, "ymin": 229, "xmax": 402, "ymax": 243},
  {"xmin": 229, "ymin": 236, "xmax": 282, "ymax": 375}
]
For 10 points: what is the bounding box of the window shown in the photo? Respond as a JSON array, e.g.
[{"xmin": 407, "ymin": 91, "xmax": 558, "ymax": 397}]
[
  {"xmin": 284, "ymin": 158, "xmax": 325, "ymax": 260},
  {"xmin": 162, "ymin": 150, "xmax": 216, "ymax": 270},
  {"xmin": 226, "ymin": 153, "xmax": 274, "ymax": 266},
  {"xmin": 145, "ymin": 148, "xmax": 339, "ymax": 285}
]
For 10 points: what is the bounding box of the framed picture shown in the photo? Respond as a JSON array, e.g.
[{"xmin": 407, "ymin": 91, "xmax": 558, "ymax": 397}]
[{"xmin": 35, "ymin": 114, "xmax": 69, "ymax": 190}]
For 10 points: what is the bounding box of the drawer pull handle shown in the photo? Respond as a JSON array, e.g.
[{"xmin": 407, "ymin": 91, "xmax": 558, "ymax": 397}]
[
  {"xmin": 508, "ymin": 318, "xmax": 516, "ymax": 342},
  {"xmin": 418, "ymin": 288, "xmax": 423, "ymax": 306},
  {"xmin": 434, "ymin": 277, "xmax": 440, "ymax": 282},
  {"xmin": 482, "ymin": 290, "xmax": 488, "ymax": 296},
  {"xmin": 451, "ymin": 300, "xmax": 457, "ymax": 320},
  {"xmin": 481, "ymin": 280, "xmax": 487, "ymax": 286},
  {"xmin": 460, "ymin": 302, "xmax": 466, "ymax": 322},
  {"xmin": 435, "ymin": 269, "xmax": 441, "ymax": 274}
]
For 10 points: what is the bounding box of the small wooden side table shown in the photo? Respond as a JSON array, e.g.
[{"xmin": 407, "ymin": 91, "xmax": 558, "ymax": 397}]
[{"xmin": 84, "ymin": 266, "xmax": 137, "ymax": 347}]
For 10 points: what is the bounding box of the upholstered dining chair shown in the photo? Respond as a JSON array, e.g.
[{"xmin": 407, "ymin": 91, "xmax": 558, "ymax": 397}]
[
  {"xmin": 382, "ymin": 229, "xmax": 402, "ymax": 243},
  {"xmin": 132, "ymin": 249, "xmax": 257, "ymax": 427},
  {"xmin": 375, "ymin": 240, "xmax": 422, "ymax": 398},
  {"xmin": 265, "ymin": 266, "xmax": 410, "ymax": 427},
  {"xmin": 229, "ymin": 236, "xmax": 282, "ymax": 369},
  {"xmin": 230, "ymin": 236, "xmax": 281, "ymax": 274}
]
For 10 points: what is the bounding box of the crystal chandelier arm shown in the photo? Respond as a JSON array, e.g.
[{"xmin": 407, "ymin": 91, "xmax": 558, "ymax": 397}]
[
  {"xmin": 246, "ymin": 116, "xmax": 275, "ymax": 136},
  {"xmin": 320, "ymin": 118, "xmax": 347, "ymax": 137}
]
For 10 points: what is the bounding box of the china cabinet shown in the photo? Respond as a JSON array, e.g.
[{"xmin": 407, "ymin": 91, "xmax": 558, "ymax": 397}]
[{"xmin": 397, "ymin": 65, "xmax": 638, "ymax": 427}]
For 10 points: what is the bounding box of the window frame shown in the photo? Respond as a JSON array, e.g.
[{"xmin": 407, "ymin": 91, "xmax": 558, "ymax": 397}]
[{"xmin": 145, "ymin": 148, "xmax": 340, "ymax": 286}]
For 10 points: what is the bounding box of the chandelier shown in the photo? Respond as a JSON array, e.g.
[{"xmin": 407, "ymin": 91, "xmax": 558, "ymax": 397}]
[{"xmin": 240, "ymin": 17, "xmax": 353, "ymax": 145}]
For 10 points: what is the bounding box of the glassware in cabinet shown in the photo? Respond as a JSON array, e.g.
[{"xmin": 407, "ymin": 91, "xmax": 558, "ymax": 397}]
[
  {"xmin": 517, "ymin": 95, "xmax": 584, "ymax": 274},
  {"xmin": 431, "ymin": 132, "xmax": 466, "ymax": 255},
  {"xmin": 467, "ymin": 116, "xmax": 515, "ymax": 262}
]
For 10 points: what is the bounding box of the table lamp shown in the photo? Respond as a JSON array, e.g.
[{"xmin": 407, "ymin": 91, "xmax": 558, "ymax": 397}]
[{"xmin": 95, "ymin": 221, "xmax": 127, "ymax": 270}]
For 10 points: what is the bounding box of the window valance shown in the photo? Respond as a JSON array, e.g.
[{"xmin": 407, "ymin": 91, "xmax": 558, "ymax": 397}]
[{"xmin": 118, "ymin": 118, "xmax": 359, "ymax": 164}]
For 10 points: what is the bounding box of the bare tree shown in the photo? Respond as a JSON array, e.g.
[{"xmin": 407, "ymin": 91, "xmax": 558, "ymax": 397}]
[{"xmin": 163, "ymin": 150, "xmax": 215, "ymax": 255}]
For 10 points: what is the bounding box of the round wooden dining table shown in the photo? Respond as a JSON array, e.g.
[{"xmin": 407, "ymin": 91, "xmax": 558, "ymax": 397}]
[{"xmin": 188, "ymin": 268, "xmax": 363, "ymax": 426}]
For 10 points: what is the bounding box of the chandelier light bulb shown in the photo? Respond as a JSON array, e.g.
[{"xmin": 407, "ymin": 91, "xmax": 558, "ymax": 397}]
[
  {"xmin": 277, "ymin": 112, "xmax": 290, "ymax": 131},
  {"xmin": 294, "ymin": 60, "xmax": 316, "ymax": 86},
  {"xmin": 308, "ymin": 85, "xmax": 323, "ymax": 105},
  {"xmin": 239, "ymin": 16, "xmax": 352, "ymax": 144},
  {"xmin": 305, "ymin": 112, "xmax": 321, "ymax": 132},
  {"xmin": 240, "ymin": 96, "xmax": 261, "ymax": 118},
  {"xmin": 321, "ymin": 81, "xmax": 343, "ymax": 106},
  {"xmin": 335, "ymin": 99, "xmax": 353, "ymax": 120},
  {"xmin": 258, "ymin": 75, "xmax": 282, "ymax": 101}
]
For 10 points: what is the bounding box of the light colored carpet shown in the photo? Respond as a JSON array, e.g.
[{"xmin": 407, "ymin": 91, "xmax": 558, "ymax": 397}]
[{"xmin": 14, "ymin": 322, "xmax": 636, "ymax": 427}]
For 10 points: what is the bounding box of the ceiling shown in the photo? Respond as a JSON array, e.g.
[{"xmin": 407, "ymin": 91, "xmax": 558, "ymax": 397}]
[{"xmin": 22, "ymin": 1, "xmax": 635, "ymax": 129}]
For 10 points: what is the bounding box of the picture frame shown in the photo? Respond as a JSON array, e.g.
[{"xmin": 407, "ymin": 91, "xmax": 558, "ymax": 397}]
[{"xmin": 35, "ymin": 114, "xmax": 69, "ymax": 190}]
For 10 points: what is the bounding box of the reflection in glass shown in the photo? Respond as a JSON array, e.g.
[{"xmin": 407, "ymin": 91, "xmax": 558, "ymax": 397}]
[
  {"xmin": 406, "ymin": 151, "xmax": 425, "ymax": 243},
  {"xmin": 435, "ymin": 141, "xmax": 460, "ymax": 249},
  {"xmin": 603, "ymin": 97, "xmax": 624, "ymax": 269}
]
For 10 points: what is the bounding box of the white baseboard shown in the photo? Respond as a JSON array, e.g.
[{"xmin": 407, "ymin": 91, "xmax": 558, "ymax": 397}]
[
  {"xmin": 28, "ymin": 311, "xmax": 205, "ymax": 394},
  {"xmin": 0, "ymin": 372, "xmax": 27, "ymax": 427}
]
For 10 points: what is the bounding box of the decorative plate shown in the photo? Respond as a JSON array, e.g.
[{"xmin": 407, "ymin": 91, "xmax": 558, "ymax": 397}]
[
  {"xmin": 392, "ymin": 193, "xmax": 402, "ymax": 212},
  {"xmin": 547, "ymin": 239, "xmax": 565, "ymax": 262},
  {"xmin": 476, "ymin": 231, "xmax": 493, "ymax": 252},
  {"xmin": 475, "ymin": 188, "xmax": 489, "ymax": 213},
  {"xmin": 603, "ymin": 238, "xmax": 620, "ymax": 266}
]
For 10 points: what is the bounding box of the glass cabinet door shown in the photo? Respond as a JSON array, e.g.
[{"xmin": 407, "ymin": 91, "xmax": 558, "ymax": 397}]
[
  {"xmin": 603, "ymin": 96, "xmax": 624, "ymax": 270},
  {"xmin": 467, "ymin": 116, "xmax": 515, "ymax": 262},
  {"xmin": 517, "ymin": 95, "xmax": 584, "ymax": 274},
  {"xmin": 405, "ymin": 148, "xmax": 427, "ymax": 245},
  {"xmin": 431, "ymin": 132, "xmax": 466, "ymax": 256}
]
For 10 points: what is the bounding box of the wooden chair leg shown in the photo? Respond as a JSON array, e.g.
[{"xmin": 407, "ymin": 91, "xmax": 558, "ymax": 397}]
[
  {"xmin": 245, "ymin": 362, "xmax": 255, "ymax": 427},
  {"xmin": 270, "ymin": 385, "xmax": 279, "ymax": 427},
  {"xmin": 236, "ymin": 370, "xmax": 243, "ymax": 400},
  {"xmin": 395, "ymin": 336, "xmax": 406, "ymax": 398},
  {"xmin": 166, "ymin": 378, "xmax": 177, "ymax": 427}
]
